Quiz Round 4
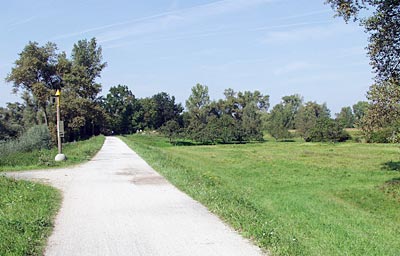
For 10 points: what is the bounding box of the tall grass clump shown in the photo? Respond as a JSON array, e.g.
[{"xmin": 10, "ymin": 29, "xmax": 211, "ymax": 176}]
[{"xmin": 0, "ymin": 125, "xmax": 51, "ymax": 157}]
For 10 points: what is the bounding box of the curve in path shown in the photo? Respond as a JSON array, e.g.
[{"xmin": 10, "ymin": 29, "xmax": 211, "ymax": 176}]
[{"xmin": 6, "ymin": 137, "xmax": 264, "ymax": 256}]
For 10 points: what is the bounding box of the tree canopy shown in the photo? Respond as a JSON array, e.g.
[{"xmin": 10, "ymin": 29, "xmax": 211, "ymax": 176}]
[{"xmin": 326, "ymin": 0, "xmax": 400, "ymax": 82}]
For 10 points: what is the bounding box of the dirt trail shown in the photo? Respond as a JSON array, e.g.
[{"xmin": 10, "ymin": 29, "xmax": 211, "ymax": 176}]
[{"xmin": 6, "ymin": 137, "xmax": 264, "ymax": 256}]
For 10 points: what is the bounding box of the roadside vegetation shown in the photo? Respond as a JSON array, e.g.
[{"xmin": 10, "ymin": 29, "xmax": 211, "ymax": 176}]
[
  {"xmin": 0, "ymin": 178, "xmax": 61, "ymax": 255},
  {"xmin": 0, "ymin": 133, "xmax": 104, "ymax": 255},
  {"xmin": 0, "ymin": 134, "xmax": 105, "ymax": 172},
  {"xmin": 122, "ymin": 134, "xmax": 400, "ymax": 255}
]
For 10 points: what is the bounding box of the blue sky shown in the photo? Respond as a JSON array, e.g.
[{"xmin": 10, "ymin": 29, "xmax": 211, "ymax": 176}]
[{"xmin": 0, "ymin": 0, "xmax": 372, "ymax": 114}]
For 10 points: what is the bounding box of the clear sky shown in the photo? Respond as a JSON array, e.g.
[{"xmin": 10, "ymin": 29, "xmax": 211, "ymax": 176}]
[{"xmin": 0, "ymin": 0, "xmax": 372, "ymax": 114}]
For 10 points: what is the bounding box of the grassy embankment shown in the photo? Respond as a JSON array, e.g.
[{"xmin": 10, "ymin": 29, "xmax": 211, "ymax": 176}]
[
  {"xmin": 0, "ymin": 135, "xmax": 105, "ymax": 255},
  {"xmin": 121, "ymin": 134, "xmax": 400, "ymax": 256}
]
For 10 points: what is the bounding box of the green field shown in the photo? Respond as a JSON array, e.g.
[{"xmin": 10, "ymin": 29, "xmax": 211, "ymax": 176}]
[
  {"xmin": 121, "ymin": 134, "xmax": 400, "ymax": 255},
  {"xmin": 0, "ymin": 135, "xmax": 105, "ymax": 255}
]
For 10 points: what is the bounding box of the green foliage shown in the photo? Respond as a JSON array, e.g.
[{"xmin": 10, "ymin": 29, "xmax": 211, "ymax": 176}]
[
  {"xmin": 5, "ymin": 41, "xmax": 61, "ymax": 126},
  {"xmin": 267, "ymin": 94, "xmax": 303, "ymax": 140},
  {"xmin": 352, "ymin": 101, "xmax": 369, "ymax": 126},
  {"xmin": 5, "ymin": 38, "xmax": 108, "ymax": 142},
  {"xmin": 159, "ymin": 120, "xmax": 181, "ymax": 143},
  {"xmin": 0, "ymin": 177, "xmax": 61, "ymax": 256},
  {"xmin": 361, "ymin": 80, "xmax": 400, "ymax": 142},
  {"xmin": 103, "ymin": 85, "xmax": 137, "ymax": 134},
  {"xmin": 295, "ymin": 101, "xmax": 330, "ymax": 140},
  {"xmin": 326, "ymin": 0, "xmax": 400, "ymax": 82},
  {"xmin": 307, "ymin": 117, "xmax": 350, "ymax": 142},
  {"xmin": 0, "ymin": 125, "xmax": 51, "ymax": 157},
  {"xmin": 336, "ymin": 106, "xmax": 355, "ymax": 128},
  {"xmin": 184, "ymin": 85, "xmax": 268, "ymax": 144},
  {"xmin": 123, "ymin": 134, "xmax": 400, "ymax": 255}
]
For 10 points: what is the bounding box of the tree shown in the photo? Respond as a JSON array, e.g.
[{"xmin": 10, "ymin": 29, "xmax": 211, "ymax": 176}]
[
  {"xmin": 103, "ymin": 85, "xmax": 137, "ymax": 134},
  {"xmin": 6, "ymin": 41, "xmax": 60, "ymax": 126},
  {"xmin": 267, "ymin": 104, "xmax": 292, "ymax": 140},
  {"xmin": 160, "ymin": 120, "xmax": 181, "ymax": 144},
  {"xmin": 352, "ymin": 101, "xmax": 369, "ymax": 125},
  {"xmin": 336, "ymin": 106, "xmax": 355, "ymax": 128},
  {"xmin": 152, "ymin": 92, "xmax": 183, "ymax": 129},
  {"xmin": 183, "ymin": 86, "xmax": 268, "ymax": 144},
  {"xmin": 281, "ymin": 94, "xmax": 303, "ymax": 129},
  {"xmin": 295, "ymin": 101, "xmax": 330, "ymax": 141},
  {"xmin": 326, "ymin": 0, "xmax": 400, "ymax": 82},
  {"xmin": 361, "ymin": 80, "xmax": 400, "ymax": 139},
  {"xmin": 308, "ymin": 117, "xmax": 350, "ymax": 142},
  {"xmin": 61, "ymin": 38, "xmax": 108, "ymax": 140}
]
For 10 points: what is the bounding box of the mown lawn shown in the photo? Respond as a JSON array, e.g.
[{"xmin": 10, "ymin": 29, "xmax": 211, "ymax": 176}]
[
  {"xmin": 0, "ymin": 135, "xmax": 105, "ymax": 255},
  {"xmin": 121, "ymin": 134, "xmax": 400, "ymax": 256}
]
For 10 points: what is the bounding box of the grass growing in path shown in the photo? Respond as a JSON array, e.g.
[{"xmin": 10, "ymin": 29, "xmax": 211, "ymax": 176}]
[
  {"xmin": 0, "ymin": 135, "xmax": 105, "ymax": 172},
  {"xmin": 0, "ymin": 178, "xmax": 61, "ymax": 255},
  {"xmin": 121, "ymin": 134, "xmax": 400, "ymax": 256}
]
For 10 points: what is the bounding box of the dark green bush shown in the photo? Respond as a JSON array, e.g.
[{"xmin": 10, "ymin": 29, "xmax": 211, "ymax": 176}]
[
  {"xmin": 368, "ymin": 128, "xmax": 392, "ymax": 143},
  {"xmin": 305, "ymin": 118, "xmax": 350, "ymax": 142},
  {"xmin": 0, "ymin": 125, "xmax": 52, "ymax": 157}
]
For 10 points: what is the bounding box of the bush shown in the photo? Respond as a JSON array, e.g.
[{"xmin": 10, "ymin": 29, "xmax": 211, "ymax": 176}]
[
  {"xmin": 305, "ymin": 118, "xmax": 350, "ymax": 142},
  {"xmin": 0, "ymin": 125, "xmax": 52, "ymax": 157}
]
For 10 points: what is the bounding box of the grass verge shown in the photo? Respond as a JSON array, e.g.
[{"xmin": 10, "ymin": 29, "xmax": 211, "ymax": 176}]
[
  {"xmin": 0, "ymin": 178, "xmax": 61, "ymax": 255},
  {"xmin": 0, "ymin": 135, "xmax": 105, "ymax": 172},
  {"xmin": 121, "ymin": 134, "xmax": 400, "ymax": 256}
]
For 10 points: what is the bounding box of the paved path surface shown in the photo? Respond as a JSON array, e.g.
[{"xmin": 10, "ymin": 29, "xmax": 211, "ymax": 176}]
[{"xmin": 6, "ymin": 137, "xmax": 264, "ymax": 256}]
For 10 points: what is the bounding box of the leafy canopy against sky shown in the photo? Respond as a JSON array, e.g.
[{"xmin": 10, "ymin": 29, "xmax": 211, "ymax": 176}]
[{"xmin": 0, "ymin": 0, "xmax": 371, "ymax": 113}]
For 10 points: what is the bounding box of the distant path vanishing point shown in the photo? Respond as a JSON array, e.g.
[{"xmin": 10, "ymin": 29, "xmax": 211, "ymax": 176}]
[{"xmin": 6, "ymin": 137, "xmax": 264, "ymax": 256}]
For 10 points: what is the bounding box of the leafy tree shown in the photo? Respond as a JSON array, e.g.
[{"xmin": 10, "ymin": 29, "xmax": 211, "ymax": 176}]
[
  {"xmin": 361, "ymin": 80, "xmax": 400, "ymax": 142},
  {"xmin": 336, "ymin": 106, "xmax": 355, "ymax": 128},
  {"xmin": 103, "ymin": 85, "xmax": 137, "ymax": 134},
  {"xmin": 326, "ymin": 0, "xmax": 400, "ymax": 82},
  {"xmin": 352, "ymin": 101, "xmax": 369, "ymax": 125},
  {"xmin": 240, "ymin": 102, "xmax": 264, "ymax": 142},
  {"xmin": 281, "ymin": 94, "xmax": 303, "ymax": 129},
  {"xmin": 152, "ymin": 92, "xmax": 183, "ymax": 129},
  {"xmin": 61, "ymin": 38, "xmax": 108, "ymax": 141},
  {"xmin": 267, "ymin": 104, "xmax": 292, "ymax": 140},
  {"xmin": 307, "ymin": 117, "xmax": 350, "ymax": 142},
  {"xmin": 295, "ymin": 101, "xmax": 330, "ymax": 141},
  {"xmin": 6, "ymin": 42, "xmax": 60, "ymax": 126},
  {"xmin": 0, "ymin": 105, "xmax": 23, "ymax": 141},
  {"xmin": 160, "ymin": 120, "xmax": 181, "ymax": 144}
]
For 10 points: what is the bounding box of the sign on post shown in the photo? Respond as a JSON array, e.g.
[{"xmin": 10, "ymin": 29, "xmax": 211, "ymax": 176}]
[{"xmin": 59, "ymin": 121, "xmax": 65, "ymax": 138}]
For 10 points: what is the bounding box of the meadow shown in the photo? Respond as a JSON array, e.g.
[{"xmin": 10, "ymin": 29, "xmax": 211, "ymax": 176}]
[
  {"xmin": 0, "ymin": 135, "xmax": 105, "ymax": 255},
  {"xmin": 121, "ymin": 134, "xmax": 400, "ymax": 255}
]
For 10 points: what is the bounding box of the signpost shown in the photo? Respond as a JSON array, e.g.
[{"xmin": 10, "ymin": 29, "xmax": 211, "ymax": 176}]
[{"xmin": 55, "ymin": 89, "xmax": 66, "ymax": 161}]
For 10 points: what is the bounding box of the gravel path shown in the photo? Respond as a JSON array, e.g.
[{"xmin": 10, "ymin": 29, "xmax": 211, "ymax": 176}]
[{"xmin": 6, "ymin": 137, "xmax": 264, "ymax": 256}]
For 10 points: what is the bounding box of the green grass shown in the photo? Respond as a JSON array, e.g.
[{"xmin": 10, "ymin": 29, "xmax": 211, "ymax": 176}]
[
  {"xmin": 0, "ymin": 177, "xmax": 61, "ymax": 255},
  {"xmin": 0, "ymin": 135, "xmax": 105, "ymax": 172},
  {"xmin": 0, "ymin": 135, "xmax": 105, "ymax": 255},
  {"xmin": 121, "ymin": 134, "xmax": 400, "ymax": 256}
]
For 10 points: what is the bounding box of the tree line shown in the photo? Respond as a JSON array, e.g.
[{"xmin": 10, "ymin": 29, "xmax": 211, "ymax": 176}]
[{"xmin": 0, "ymin": 34, "xmax": 398, "ymax": 145}]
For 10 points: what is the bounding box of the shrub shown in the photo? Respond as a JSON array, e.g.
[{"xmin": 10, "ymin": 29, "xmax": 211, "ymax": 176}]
[
  {"xmin": 306, "ymin": 118, "xmax": 350, "ymax": 142},
  {"xmin": 0, "ymin": 125, "xmax": 52, "ymax": 157}
]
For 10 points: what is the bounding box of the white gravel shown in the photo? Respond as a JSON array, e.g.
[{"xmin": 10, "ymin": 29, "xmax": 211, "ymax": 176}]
[{"xmin": 5, "ymin": 137, "xmax": 264, "ymax": 256}]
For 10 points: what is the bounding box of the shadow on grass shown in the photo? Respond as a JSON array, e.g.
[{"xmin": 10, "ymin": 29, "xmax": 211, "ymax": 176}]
[
  {"xmin": 382, "ymin": 161, "xmax": 400, "ymax": 171},
  {"xmin": 279, "ymin": 139, "xmax": 296, "ymax": 143}
]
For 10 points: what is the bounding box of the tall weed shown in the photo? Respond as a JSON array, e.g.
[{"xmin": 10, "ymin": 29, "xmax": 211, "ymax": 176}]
[{"xmin": 0, "ymin": 125, "xmax": 51, "ymax": 157}]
